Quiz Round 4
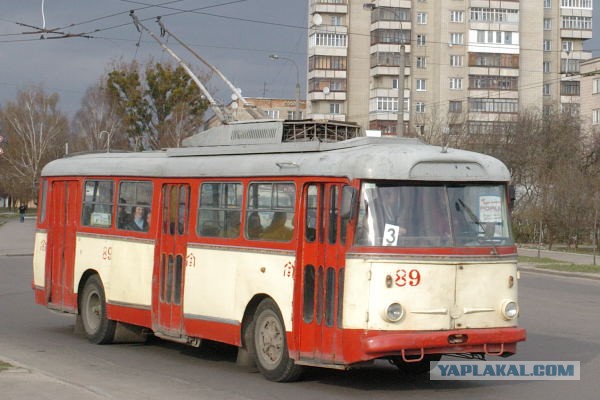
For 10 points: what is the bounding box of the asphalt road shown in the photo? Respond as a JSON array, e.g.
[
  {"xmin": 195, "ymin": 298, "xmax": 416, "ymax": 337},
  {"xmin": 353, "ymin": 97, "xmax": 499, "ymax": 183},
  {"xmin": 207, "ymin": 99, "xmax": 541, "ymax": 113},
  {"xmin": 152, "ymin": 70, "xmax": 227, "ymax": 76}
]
[
  {"xmin": 1, "ymin": 251, "xmax": 599, "ymax": 400},
  {"xmin": 518, "ymin": 247, "xmax": 598, "ymax": 265}
]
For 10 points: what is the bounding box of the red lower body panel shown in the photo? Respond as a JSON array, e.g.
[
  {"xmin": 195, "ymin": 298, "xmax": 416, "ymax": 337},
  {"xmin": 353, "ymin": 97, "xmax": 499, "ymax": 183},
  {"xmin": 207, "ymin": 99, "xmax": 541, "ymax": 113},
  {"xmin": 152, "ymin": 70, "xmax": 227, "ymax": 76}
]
[{"xmin": 341, "ymin": 327, "xmax": 526, "ymax": 364}]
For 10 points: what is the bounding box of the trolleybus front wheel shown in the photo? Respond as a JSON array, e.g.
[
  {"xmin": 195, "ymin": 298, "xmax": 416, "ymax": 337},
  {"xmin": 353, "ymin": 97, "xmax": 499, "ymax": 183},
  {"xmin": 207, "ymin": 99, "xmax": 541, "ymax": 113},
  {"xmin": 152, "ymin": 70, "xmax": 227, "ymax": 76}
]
[
  {"xmin": 80, "ymin": 275, "xmax": 116, "ymax": 344},
  {"xmin": 248, "ymin": 298, "xmax": 303, "ymax": 382}
]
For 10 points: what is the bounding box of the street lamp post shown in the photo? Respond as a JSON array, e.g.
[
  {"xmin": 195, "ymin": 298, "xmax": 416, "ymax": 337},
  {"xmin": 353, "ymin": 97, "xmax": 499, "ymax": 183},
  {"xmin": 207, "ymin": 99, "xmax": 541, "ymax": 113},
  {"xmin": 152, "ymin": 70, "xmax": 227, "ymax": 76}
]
[
  {"xmin": 96, "ymin": 130, "xmax": 111, "ymax": 152},
  {"xmin": 269, "ymin": 54, "xmax": 301, "ymax": 120},
  {"xmin": 364, "ymin": 3, "xmax": 407, "ymax": 137}
]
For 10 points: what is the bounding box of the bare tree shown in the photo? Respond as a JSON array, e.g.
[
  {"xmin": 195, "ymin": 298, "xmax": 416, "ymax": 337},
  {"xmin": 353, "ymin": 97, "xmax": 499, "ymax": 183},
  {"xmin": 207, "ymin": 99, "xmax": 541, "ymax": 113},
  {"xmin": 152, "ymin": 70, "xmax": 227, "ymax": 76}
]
[
  {"xmin": 0, "ymin": 85, "xmax": 68, "ymax": 202},
  {"xmin": 72, "ymin": 78, "xmax": 126, "ymax": 152}
]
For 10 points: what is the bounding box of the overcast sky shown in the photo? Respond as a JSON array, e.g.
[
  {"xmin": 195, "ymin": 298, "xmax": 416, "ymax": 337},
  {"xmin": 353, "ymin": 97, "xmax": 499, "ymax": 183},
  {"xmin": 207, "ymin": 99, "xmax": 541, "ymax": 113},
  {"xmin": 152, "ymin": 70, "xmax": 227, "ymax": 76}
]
[{"xmin": 0, "ymin": 0, "xmax": 598, "ymax": 118}]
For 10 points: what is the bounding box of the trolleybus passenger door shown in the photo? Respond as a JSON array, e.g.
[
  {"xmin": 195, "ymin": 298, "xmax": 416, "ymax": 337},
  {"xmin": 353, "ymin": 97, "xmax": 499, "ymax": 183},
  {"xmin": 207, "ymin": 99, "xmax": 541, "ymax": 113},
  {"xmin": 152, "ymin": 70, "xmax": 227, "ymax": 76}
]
[
  {"xmin": 296, "ymin": 183, "xmax": 346, "ymax": 363},
  {"xmin": 45, "ymin": 180, "xmax": 79, "ymax": 312},
  {"xmin": 154, "ymin": 183, "xmax": 190, "ymax": 337}
]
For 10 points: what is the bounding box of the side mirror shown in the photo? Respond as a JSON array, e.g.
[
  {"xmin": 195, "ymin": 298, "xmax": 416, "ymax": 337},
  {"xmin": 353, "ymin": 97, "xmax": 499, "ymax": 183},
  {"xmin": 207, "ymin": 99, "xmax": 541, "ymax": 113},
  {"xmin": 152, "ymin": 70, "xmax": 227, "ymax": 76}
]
[{"xmin": 340, "ymin": 185, "xmax": 357, "ymax": 220}]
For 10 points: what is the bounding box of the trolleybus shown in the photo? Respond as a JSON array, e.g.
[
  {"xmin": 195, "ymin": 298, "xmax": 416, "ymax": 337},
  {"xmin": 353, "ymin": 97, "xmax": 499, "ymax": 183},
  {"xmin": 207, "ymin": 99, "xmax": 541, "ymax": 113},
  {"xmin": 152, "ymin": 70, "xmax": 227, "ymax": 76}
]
[{"xmin": 33, "ymin": 120, "xmax": 526, "ymax": 381}]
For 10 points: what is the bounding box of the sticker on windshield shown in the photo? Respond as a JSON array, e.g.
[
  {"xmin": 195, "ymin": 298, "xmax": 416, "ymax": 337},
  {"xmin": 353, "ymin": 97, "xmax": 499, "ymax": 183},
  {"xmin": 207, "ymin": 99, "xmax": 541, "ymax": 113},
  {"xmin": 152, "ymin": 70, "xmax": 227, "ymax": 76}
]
[
  {"xmin": 479, "ymin": 196, "xmax": 502, "ymax": 223},
  {"xmin": 382, "ymin": 224, "xmax": 400, "ymax": 246}
]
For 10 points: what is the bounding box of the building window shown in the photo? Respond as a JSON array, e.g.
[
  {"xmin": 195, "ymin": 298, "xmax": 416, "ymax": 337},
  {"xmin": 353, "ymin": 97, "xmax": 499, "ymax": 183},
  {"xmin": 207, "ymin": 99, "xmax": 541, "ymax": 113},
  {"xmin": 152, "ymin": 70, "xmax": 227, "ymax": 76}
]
[
  {"xmin": 450, "ymin": 55, "xmax": 463, "ymax": 67},
  {"xmin": 561, "ymin": 81, "xmax": 580, "ymax": 96},
  {"xmin": 450, "ymin": 33, "xmax": 464, "ymax": 45},
  {"xmin": 543, "ymin": 61, "xmax": 551, "ymax": 73},
  {"xmin": 593, "ymin": 109, "xmax": 600, "ymax": 125},
  {"xmin": 375, "ymin": 97, "xmax": 398, "ymax": 112},
  {"xmin": 416, "ymin": 56, "xmax": 427, "ymax": 69},
  {"xmin": 416, "ymin": 79, "xmax": 427, "ymax": 91},
  {"xmin": 449, "ymin": 101, "xmax": 462, "ymax": 113},
  {"xmin": 449, "ymin": 78, "xmax": 463, "ymax": 90},
  {"xmin": 331, "ymin": 15, "xmax": 343, "ymax": 26},
  {"xmin": 450, "ymin": 11, "xmax": 464, "ymax": 23},
  {"xmin": 330, "ymin": 103, "xmax": 341, "ymax": 114},
  {"xmin": 415, "ymin": 102, "xmax": 426, "ymax": 113},
  {"xmin": 543, "ymin": 83, "xmax": 551, "ymax": 96},
  {"xmin": 544, "ymin": 40, "xmax": 552, "ymax": 51},
  {"xmin": 416, "ymin": 34, "xmax": 427, "ymax": 46},
  {"xmin": 545, "ymin": 0, "xmax": 552, "ymax": 8},
  {"xmin": 562, "ymin": 41, "xmax": 573, "ymax": 52},
  {"xmin": 309, "ymin": 55, "xmax": 347, "ymax": 71},
  {"xmin": 310, "ymin": 33, "xmax": 347, "ymax": 47},
  {"xmin": 416, "ymin": 12, "xmax": 428, "ymax": 24},
  {"xmin": 371, "ymin": 29, "xmax": 410, "ymax": 45},
  {"xmin": 560, "ymin": 0, "xmax": 592, "ymax": 9},
  {"xmin": 469, "ymin": 75, "xmax": 518, "ymax": 91},
  {"xmin": 544, "ymin": 18, "xmax": 552, "ymax": 30},
  {"xmin": 593, "ymin": 78, "xmax": 600, "ymax": 94},
  {"xmin": 470, "ymin": 8, "xmax": 519, "ymax": 24},
  {"xmin": 370, "ymin": 7, "xmax": 411, "ymax": 23},
  {"xmin": 469, "ymin": 98, "xmax": 519, "ymax": 113},
  {"xmin": 561, "ymin": 16, "xmax": 592, "ymax": 30},
  {"xmin": 264, "ymin": 109, "xmax": 280, "ymax": 119},
  {"xmin": 287, "ymin": 111, "xmax": 304, "ymax": 119}
]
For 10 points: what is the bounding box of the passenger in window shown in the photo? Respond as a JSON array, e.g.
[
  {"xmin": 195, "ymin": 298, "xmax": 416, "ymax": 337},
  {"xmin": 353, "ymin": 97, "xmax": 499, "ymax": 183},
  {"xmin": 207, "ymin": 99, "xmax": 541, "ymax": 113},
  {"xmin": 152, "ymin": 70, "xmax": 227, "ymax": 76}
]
[
  {"xmin": 224, "ymin": 211, "xmax": 241, "ymax": 238},
  {"xmin": 127, "ymin": 206, "xmax": 149, "ymax": 232},
  {"xmin": 260, "ymin": 212, "xmax": 293, "ymax": 241},
  {"xmin": 146, "ymin": 211, "xmax": 152, "ymax": 231},
  {"xmin": 117, "ymin": 199, "xmax": 130, "ymax": 229},
  {"xmin": 246, "ymin": 212, "xmax": 263, "ymax": 239}
]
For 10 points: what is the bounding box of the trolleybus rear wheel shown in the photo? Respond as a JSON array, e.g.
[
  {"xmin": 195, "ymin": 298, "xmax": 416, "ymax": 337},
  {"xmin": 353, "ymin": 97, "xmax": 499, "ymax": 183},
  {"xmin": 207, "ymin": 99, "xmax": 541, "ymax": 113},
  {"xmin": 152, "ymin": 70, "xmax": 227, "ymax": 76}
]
[
  {"xmin": 80, "ymin": 275, "xmax": 116, "ymax": 344},
  {"xmin": 248, "ymin": 298, "xmax": 303, "ymax": 382}
]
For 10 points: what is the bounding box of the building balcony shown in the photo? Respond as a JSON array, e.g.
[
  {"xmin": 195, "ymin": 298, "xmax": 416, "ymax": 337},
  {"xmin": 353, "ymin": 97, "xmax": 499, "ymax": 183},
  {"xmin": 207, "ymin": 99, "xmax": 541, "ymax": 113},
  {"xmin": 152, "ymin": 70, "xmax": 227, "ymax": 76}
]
[
  {"xmin": 310, "ymin": 2, "xmax": 347, "ymax": 15},
  {"xmin": 370, "ymin": 65, "xmax": 411, "ymax": 78},
  {"xmin": 308, "ymin": 91, "xmax": 347, "ymax": 101},
  {"xmin": 560, "ymin": 29, "xmax": 593, "ymax": 39},
  {"xmin": 310, "ymin": 113, "xmax": 347, "ymax": 122}
]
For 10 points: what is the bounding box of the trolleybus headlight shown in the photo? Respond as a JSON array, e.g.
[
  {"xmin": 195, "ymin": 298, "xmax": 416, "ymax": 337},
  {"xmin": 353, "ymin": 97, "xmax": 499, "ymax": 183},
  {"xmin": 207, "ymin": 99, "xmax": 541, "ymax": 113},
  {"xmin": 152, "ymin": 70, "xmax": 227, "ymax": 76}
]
[
  {"xmin": 501, "ymin": 300, "xmax": 519, "ymax": 320},
  {"xmin": 385, "ymin": 303, "xmax": 404, "ymax": 322}
]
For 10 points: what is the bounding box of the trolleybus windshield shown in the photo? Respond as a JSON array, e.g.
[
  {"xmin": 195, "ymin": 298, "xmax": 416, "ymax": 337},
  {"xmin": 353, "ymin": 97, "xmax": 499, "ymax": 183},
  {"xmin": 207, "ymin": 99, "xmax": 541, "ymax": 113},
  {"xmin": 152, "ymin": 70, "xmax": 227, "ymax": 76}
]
[{"xmin": 355, "ymin": 183, "xmax": 513, "ymax": 248}]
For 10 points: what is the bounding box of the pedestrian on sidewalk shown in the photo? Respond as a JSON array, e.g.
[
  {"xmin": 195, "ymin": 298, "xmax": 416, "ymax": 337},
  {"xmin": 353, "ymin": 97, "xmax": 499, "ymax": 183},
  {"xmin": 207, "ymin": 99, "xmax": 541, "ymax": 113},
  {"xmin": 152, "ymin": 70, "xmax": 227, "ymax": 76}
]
[{"xmin": 18, "ymin": 204, "xmax": 27, "ymax": 223}]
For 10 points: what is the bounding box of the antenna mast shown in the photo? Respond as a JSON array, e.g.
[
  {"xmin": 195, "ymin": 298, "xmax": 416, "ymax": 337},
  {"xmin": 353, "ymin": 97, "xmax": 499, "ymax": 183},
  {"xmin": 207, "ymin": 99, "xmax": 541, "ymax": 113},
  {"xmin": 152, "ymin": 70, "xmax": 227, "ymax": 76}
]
[
  {"xmin": 156, "ymin": 18, "xmax": 265, "ymax": 120},
  {"xmin": 129, "ymin": 11, "xmax": 230, "ymax": 124}
]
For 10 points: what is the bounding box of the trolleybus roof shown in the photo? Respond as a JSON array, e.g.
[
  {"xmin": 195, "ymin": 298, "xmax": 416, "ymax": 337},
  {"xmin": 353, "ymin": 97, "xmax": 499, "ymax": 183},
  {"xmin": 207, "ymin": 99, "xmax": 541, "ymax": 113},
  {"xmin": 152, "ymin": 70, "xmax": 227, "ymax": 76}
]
[{"xmin": 42, "ymin": 136, "xmax": 511, "ymax": 182}]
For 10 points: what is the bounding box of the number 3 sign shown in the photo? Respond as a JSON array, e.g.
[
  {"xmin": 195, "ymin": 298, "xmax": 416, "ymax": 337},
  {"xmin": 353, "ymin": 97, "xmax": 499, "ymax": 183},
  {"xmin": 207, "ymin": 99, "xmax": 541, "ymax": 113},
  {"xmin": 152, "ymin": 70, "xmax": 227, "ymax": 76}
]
[{"xmin": 382, "ymin": 223, "xmax": 400, "ymax": 246}]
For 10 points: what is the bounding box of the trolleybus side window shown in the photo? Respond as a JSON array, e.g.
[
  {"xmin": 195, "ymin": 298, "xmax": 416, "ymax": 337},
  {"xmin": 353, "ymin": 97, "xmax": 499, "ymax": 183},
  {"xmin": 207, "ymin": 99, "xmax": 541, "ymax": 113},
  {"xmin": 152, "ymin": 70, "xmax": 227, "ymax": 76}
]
[
  {"xmin": 305, "ymin": 185, "xmax": 318, "ymax": 243},
  {"xmin": 246, "ymin": 182, "xmax": 296, "ymax": 242},
  {"xmin": 117, "ymin": 181, "xmax": 153, "ymax": 232},
  {"xmin": 82, "ymin": 180, "xmax": 114, "ymax": 228},
  {"xmin": 198, "ymin": 182, "xmax": 243, "ymax": 238},
  {"xmin": 38, "ymin": 179, "xmax": 48, "ymax": 224}
]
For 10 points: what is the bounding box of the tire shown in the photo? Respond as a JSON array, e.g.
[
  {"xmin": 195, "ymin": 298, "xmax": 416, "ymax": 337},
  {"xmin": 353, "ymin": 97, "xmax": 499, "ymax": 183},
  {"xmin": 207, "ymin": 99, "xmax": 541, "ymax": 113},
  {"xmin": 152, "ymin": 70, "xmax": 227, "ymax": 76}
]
[
  {"xmin": 80, "ymin": 275, "xmax": 116, "ymax": 344},
  {"xmin": 391, "ymin": 354, "xmax": 442, "ymax": 376},
  {"xmin": 247, "ymin": 298, "xmax": 303, "ymax": 382}
]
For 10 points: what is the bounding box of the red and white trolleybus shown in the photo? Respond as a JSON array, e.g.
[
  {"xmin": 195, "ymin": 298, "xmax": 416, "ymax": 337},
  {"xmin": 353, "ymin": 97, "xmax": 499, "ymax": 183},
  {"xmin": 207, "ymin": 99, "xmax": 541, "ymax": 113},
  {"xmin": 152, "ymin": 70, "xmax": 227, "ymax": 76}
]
[{"xmin": 33, "ymin": 120, "xmax": 526, "ymax": 381}]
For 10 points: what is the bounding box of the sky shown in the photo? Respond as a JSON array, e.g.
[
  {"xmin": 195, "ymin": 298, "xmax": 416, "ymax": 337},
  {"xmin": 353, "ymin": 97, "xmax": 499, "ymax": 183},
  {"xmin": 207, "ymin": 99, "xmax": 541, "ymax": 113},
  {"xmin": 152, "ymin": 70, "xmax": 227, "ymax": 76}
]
[
  {"xmin": 0, "ymin": 0, "xmax": 308, "ymax": 117},
  {"xmin": 0, "ymin": 1, "xmax": 598, "ymax": 118}
]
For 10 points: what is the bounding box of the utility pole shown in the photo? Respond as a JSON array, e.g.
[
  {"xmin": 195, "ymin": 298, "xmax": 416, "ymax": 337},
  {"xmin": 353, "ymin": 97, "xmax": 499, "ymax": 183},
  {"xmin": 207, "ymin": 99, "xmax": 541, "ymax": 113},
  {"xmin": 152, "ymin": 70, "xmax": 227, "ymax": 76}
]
[{"xmin": 397, "ymin": 44, "xmax": 405, "ymax": 137}]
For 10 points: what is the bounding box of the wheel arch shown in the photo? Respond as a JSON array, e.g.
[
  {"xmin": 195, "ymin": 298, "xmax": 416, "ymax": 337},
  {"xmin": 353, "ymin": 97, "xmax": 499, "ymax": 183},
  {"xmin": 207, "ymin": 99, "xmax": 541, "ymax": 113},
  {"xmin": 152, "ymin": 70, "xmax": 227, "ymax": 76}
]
[
  {"xmin": 76, "ymin": 268, "xmax": 100, "ymax": 313},
  {"xmin": 241, "ymin": 293, "xmax": 272, "ymax": 348}
]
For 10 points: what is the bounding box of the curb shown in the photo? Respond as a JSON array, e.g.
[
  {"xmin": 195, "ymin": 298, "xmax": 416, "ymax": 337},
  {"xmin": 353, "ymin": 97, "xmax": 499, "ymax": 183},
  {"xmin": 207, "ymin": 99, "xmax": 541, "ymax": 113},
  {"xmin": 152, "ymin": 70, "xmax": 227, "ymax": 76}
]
[
  {"xmin": 518, "ymin": 264, "xmax": 600, "ymax": 281},
  {"xmin": 0, "ymin": 253, "xmax": 34, "ymax": 257}
]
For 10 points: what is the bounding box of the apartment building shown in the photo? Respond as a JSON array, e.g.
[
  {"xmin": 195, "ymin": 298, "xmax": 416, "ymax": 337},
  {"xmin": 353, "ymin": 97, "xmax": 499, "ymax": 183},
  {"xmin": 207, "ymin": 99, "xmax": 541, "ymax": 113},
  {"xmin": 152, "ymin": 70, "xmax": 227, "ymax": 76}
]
[
  {"xmin": 579, "ymin": 57, "xmax": 600, "ymax": 138},
  {"xmin": 307, "ymin": 0, "xmax": 593, "ymax": 136},
  {"xmin": 204, "ymin": 97, "xmax": 307, "ymax": 129}
]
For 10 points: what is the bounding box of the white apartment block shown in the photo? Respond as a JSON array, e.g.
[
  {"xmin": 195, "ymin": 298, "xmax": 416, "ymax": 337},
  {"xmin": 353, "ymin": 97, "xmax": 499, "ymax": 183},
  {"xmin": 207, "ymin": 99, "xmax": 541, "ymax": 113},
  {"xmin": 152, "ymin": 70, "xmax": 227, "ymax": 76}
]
[{"xmin": 307, "ymin": 0, "xmax": 593, "ymax": 136}]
